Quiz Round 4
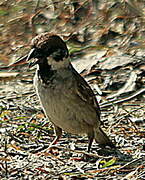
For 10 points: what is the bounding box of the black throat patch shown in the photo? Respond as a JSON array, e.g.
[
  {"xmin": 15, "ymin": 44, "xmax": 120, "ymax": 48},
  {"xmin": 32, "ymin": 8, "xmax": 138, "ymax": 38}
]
[{"xmin": 38, "ymin": 58, "xmax": 56, "ymax": 84}]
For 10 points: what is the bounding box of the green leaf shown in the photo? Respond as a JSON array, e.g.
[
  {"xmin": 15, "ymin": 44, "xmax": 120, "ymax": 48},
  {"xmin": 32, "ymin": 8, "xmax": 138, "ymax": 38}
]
[
  {"xmin": 101, "ymin": 157, "xmax": 116, "ymax": 168},
  {"xmin": 0, "ymin": 10, "xmax": 9, "ymax": 16}
]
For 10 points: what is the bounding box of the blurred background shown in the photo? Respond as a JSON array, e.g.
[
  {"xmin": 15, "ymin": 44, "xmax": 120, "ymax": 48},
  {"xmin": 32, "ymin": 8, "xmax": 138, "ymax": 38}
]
[{"xmin": 0, "ymin": 0, "xmax": 144, "ymax": 65}]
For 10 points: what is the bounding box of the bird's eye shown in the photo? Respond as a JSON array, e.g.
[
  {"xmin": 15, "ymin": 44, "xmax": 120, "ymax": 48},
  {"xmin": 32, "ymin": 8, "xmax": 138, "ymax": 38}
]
[{"xmin": 51, "ymin": 49, "xmax": 67, "ymax": 61}]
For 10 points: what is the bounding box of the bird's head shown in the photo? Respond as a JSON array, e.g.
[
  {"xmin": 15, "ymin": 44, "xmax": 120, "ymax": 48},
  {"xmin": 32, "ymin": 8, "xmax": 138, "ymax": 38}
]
[{"xmin": 27, "ymin": 33, "xmax": 69, "ymax": 68}]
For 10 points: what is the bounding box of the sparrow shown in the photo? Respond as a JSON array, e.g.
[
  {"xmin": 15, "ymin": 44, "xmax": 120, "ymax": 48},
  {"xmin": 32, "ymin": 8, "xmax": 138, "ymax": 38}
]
[{"xmin": 26, "ymin": 32, "xmax": 115, "ymax": 152}]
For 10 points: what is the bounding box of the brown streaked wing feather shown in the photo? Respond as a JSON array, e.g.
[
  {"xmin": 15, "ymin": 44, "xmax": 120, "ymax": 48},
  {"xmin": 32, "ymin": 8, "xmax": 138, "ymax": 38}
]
[{"xmin": 70, "ymin": 64, "xmax": 101, "ymax": 119}]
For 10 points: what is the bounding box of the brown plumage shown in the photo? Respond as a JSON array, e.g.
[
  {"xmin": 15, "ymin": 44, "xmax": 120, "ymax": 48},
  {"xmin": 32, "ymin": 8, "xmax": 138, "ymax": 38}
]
[{"xmin": 27, "ymin": 32, "xmax": 115, "ymax": 152}]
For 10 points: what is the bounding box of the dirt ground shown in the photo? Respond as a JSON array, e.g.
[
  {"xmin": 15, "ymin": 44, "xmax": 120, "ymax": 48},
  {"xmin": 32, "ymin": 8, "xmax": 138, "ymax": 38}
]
[{"xmin": 0, "ymin": 59, "xmax": 144, "ymax": 179}]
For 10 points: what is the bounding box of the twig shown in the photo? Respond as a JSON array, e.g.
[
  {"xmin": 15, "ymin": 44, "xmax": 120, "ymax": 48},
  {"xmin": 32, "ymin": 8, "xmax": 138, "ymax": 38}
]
[
  {"xmin": 0, "ymin": 55, "xmax": 28, "ymax": 71},
  {"xmin": 0, "ymin": 91, "xmax": 35, "ymax": 100},
  {"xmin": 4, "ymin": 134, "xmax": 8, "ymax": 178},
  {"xmin": 117, "ymin": 157, "xmax": 143, "ymax": 170},
  {"xmin": 100, "ymin": 88, "xmax": 145, "ymax": 108},
  {"xmin": 111, "ymin": 105, "xmax": 145, "ymax": 128},
  {"xmin": 34, "ymin": 0, "xmax": 41, "ymax": 12},
  {"xmin": 29, "ymin": 10, "xmax": 42, "ymax": 37},
  {"xmin": 122, "ymin": 107, "xmax": 139, "ymax": 132},
  {"xmin": 35, "ymin": 151, "xmax": 66, "ymax": 164}
]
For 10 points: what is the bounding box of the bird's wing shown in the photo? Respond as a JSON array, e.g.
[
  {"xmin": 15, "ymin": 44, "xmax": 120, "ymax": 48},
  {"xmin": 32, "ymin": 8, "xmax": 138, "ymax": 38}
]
[{"xmin": 71, "ymin": 65, "xmax": 101, "ymax": 120}]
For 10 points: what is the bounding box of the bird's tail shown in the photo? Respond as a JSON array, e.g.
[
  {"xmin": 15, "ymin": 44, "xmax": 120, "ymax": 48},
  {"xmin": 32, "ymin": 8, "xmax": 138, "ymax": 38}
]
[{"xmin": 94, "ymin": 127, "xmax": 115, "ymax": 148}]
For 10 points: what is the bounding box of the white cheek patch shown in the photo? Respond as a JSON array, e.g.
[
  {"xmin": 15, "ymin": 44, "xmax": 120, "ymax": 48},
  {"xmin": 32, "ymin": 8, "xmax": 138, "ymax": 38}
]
[{"xmin": 47, "ymin": 57, "xmax": 69, "ymax": 70}]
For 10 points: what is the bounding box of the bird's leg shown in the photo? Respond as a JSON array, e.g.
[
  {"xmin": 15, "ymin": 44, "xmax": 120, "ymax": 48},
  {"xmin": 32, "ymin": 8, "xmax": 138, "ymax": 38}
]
[
  {"xmin": 71, "ymin": 132, "xmax": 94, "ymax": 161},
  {"xmin": 48, "ymin": 126, "xmax": 62, "ymax": 153},
  {"xmin": 87, "ymin": 132, "xmax": 94, "ymax": 153}
]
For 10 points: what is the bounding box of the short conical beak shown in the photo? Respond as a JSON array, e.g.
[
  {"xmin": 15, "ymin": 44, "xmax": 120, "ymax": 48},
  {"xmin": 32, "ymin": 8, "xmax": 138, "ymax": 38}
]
[
  {"xmin": 26, "ymin": 48, "xmax": 36, "ymax": 61},
  {"xmin": 26, "ymin": 48, "xmax": 40, "ymax": 67}
]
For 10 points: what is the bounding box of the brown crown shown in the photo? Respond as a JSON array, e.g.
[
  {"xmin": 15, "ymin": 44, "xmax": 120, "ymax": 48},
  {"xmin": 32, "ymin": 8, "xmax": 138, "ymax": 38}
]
[{"xmin": 31, "ymin": 33, "xmax": 69, "ymax": 57}]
